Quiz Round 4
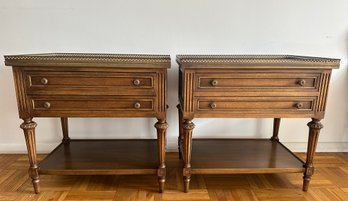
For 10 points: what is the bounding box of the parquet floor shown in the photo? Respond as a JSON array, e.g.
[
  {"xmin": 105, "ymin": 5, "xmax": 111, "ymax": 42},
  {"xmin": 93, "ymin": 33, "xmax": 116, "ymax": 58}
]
[{"xmin": 0, "ymin": 153, "xmax": 347, "ymax": 201}]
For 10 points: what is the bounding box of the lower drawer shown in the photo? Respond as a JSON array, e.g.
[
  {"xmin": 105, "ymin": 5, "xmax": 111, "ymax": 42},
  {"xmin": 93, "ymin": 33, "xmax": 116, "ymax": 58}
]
[
  {"xmin": 32, "ymin": 98, "xmax": 154, "ymax": 111},
  {"xmin": 197, "ymin": 97, "xmax": 315, "ymax": 112}
]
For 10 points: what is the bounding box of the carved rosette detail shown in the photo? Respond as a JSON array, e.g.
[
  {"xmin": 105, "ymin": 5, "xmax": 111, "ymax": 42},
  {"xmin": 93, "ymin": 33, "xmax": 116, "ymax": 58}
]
[
  {"xmin": 157, "ymin": 167, "xmax": 166, "ymax": 177},
  {"xmin": 28, "ymin": 166, "xmax": 39, "ymax": 176},
  {"xmin": 307, "ymin": 120, "xmax": 324, "ymax": 129},
  {"xmin": 304, "ymin": 166, "xmax": 315, "ymax": 176},
  {"xmin": 183, "ymin": 122, "xmax": 195, "ymax": 130},
  {"xmin": 183, "ymin": 167, "xmax": 191, "ymax": 177},
  {"xmin": 154, "ymin": 122, "xmax": 169, "ymax": 129},
  {"xmin": 20, "ymin": 121, "xmax": 37, "ymax": 129}
]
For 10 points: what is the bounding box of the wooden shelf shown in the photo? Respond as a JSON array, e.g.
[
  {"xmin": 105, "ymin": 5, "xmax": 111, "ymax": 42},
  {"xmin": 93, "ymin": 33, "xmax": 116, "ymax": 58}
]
[
  {"xmin": 188, "ymin": 139, "xmax": 305, "ymax": 174},
  {"xmin": 39, "ymin": 139, "xmax": 159, "ymax": 175}
]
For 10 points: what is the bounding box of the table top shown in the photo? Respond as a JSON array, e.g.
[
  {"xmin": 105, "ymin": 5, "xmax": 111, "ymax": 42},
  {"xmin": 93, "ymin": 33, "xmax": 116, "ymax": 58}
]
[
  {"xmin": 4, "ymin": 53, "xmax": 171, "ymax": 68},
  {"xmin": 176, "ymin": 55, "xmax": 340, "ymax": 69}
]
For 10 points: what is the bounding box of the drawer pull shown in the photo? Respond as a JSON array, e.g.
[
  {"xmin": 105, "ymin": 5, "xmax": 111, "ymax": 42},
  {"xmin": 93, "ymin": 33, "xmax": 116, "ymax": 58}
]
[
  {"xmin": 295, "ymin": 103, "xmax": 303, "ymax": 109},
  {"xmin": 210, "ymin": 80, "xmax": 218, "ymax": 86},
  {"xmin": 41, "ymin": 78, "xmax": 48, "ymax": 85},
  {"xmin": 134, "ymin": 102, "xmax": 141, "ymax": 109},
  {"xmin": 210, "ymin": 102, "xmax": 217, "ymax": 109},
  {"xmin": 43, "ymin": 102, "xmax": 51, "ymax": 109},
  {"xmin": 297, "ymin": 79, "xmax": 306, "ymax": 86},
  {"xmin": 133, "ymin": 79, "xmax": 141, "ymax": 86}
]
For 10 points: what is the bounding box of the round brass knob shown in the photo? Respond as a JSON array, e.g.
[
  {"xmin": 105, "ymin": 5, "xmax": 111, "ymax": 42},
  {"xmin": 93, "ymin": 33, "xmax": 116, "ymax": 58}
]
[
  {"xmin": 133, "ymin": 79, "xmax": 141, "ymax": 86},
  {"xmin": 295, "ymin": 103, "xmax": 303, "ymax": 109},
  {"xmin": 43, "ymin": 102, "xmax": 51, "ymax": 109},
  {"xmin": 210, "ymin": 102, "xmax": 217, "ymax": 109},
  {"xmin": 297, "ymin": 79, "xmax": 306, "ymax": 86},
  {"xmin": 211, "ymin": 80, "xmax": 218, "ymax": 86},
  {"xmin": 134, "ymin": 102, "xmax": 141, "ymax": 109},
  {"xmin": 41, "ymin": 78, "xmax": 48, "ymax": 85}
]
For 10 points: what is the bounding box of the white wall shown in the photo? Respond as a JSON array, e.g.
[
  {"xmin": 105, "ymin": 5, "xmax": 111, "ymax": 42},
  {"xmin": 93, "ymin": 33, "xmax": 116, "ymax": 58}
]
[{"xmin": 0, "ymin": 0, "xmax": 348, "ymax": 153}]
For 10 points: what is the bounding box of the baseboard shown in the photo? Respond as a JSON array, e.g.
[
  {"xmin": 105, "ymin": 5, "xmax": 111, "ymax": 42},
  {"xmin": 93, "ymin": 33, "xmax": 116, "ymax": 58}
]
[
  {"xmin": 0, "ymin": 141, "xmax": 347, "ymax": 154},
  {"xmin": 281, "ymin": 142, "xmax": 348, "ymax": 152},
  {"xmin": 0, "ymin": 143, "xmax": 60, "ymax": 154}
]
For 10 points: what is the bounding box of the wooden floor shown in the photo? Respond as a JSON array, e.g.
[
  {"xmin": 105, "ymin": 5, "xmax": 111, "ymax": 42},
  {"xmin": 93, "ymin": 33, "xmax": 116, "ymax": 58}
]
[{"xmin": 0, "ymin": 152, "xmax": 348, "ymax": 201}]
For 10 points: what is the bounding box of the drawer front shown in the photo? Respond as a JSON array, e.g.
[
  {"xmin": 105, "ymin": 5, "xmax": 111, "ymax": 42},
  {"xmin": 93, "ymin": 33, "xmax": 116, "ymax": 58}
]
[
  {"xmin": 25, "ymin": 71, "xmax": 156, "ymax": 96},
  {"xmin": 32, "ymin": 98, "xmax": 154, "ymax": 111},
  {"xmin": 197, "ymin": 97, "xmax": 315, "ymax": 112},
  {"xmin": 196, "ymin": 72, "xmax": 320, "ymax": 92}
]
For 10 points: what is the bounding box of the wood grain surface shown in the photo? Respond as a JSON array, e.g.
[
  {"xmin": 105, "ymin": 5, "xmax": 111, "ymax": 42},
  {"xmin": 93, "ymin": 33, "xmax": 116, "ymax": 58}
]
[
  {"xmin": 5, "ymin": 53, "xmax": 170, "ymax": 193},
  {"xmin": 176, "ymin": 55, "xmax": 339, "ymax": 192},
  {"xmin": 39, "ymin": 140, "xmax": 159, "ymax": 175},
  {"xmin": 0, "ymin": 152, "xmax": 347, "ymax": 201},
  {"xmin": 189, "ymin": 139, "xmax": 304, "ymax": 174}
]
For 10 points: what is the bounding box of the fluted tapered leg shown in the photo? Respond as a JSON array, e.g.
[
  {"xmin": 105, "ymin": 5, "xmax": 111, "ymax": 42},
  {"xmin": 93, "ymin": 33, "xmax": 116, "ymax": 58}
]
[
  {"xmin": 21, "ymin": 118, "xmax": 40, "ymax": 194},
  {"xmin": 303, "ymin": 118, "xmax": 323, "ymax": 191},
  {"xmin": 155, "ymin": 119, "xmax": 168, "ymax": 193},
  {"xmin": 182, "ymin": 119, "xmax": 195, "ymax": 193}
]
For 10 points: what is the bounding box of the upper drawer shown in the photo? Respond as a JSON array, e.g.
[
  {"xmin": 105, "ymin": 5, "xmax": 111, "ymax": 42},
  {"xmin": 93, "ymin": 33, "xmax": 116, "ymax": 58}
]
[
  {"xmin": 25, "ymin": 71, "xmax": 156, "ymax": 96},
  {"xmin": 196, "ymin": 72, "xmax": 320, "ymax": 92}
]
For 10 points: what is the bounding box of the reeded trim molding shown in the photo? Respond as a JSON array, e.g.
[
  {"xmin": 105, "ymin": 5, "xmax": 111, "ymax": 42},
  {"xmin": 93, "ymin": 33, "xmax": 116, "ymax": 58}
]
[
  {"xmin": 20, "ymin": 121, "xmax": 37, "ymax": 129},
  {"xmin": 307, "ymin": 119, "xmax": 324, "ymax": 129},
  {"xmin": 177, "ymin": 55, "xmax": 340, "ymax": 68},
  {"xmin": 183, "ymin": 122, "xmax": 195, "ymax": 130},
  {"xmin": 154, "ymin": 122, "xmax": 169, "ymax": 129},
  {"xmin": 5, "ymin": 53, "xmax": 170, "ymax": 67}
]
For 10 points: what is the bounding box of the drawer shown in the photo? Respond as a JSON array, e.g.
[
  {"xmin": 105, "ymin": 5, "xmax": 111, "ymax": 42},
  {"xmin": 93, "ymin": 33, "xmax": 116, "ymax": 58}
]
[
  {"xmin": 32, "ymin": 98, "xmax": 154, "ymax": 111},
  {"xmin": 196, "ymin": 72, "xmax": 320, "ymax": 92},
  {"xmin": 25, "ymin": 71, "xmax": 156, "ymax": 96},
  {"xmin": 197, "ymin": 97, "xmax": 315, "ymax": 112}
]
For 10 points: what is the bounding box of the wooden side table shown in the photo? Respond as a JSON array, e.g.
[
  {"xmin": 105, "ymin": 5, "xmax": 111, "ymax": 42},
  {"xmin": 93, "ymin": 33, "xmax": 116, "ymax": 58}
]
[
  {"xmin": 4, "ymin": 53, "xmax": 170, "ymax": 193},
  {"xmin": 176, "ymin": 55, "xmax": 339, "ymax": 192}
]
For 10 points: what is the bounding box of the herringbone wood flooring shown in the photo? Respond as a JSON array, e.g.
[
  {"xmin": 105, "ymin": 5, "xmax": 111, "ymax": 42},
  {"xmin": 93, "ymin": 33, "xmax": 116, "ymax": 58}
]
[{"xmin": 0, "ymin": 153, "xmax": 347, "ymax": 201}]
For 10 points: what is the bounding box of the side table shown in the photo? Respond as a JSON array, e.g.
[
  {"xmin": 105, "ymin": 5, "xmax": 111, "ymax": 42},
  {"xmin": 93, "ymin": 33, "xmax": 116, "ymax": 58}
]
[
  {"xmin": 176, "ymin": 55, "xmax": 339, "ymax": 192},
  {"xmin": 5, "ymin": 53, "xmax": 170, "ymax": 193}
]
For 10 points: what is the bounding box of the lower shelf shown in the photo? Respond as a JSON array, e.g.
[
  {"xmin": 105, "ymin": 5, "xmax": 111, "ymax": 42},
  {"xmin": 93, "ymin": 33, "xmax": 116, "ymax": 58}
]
[
  {"xmin": 189, "ymin": 139, "xmax": 305, "ymax": 174},
  {"xmin": 39, "ymin": 139, "xmax": 159, "ymax": 175}
]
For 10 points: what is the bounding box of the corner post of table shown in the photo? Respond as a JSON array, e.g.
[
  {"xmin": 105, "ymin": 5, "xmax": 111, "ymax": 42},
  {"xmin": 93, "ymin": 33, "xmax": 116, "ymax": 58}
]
[
  {"xmin": 271, "ymin": 118, "xmax": 281, "ymax": 141},
  {"xmin": 154, "ymin": 119, "xmax": 168, "ymax": 193},
  {"xmin": 177, "ymin": 104, "xmax": 184, "ymax": 159},
  {"xmin": 20, "ymin": 118, "xmax": 40, "ymax": 194},
  {"xmin": 182, "ymin": 119, "xmax": 195, "ymax": 193},
  {"xmin": 303, "ymin": 118, "xmax": 323, "ymax": 191},
  {"xmin": 61, "ymin": 117, "xmax": 70, "ymax": 143}
]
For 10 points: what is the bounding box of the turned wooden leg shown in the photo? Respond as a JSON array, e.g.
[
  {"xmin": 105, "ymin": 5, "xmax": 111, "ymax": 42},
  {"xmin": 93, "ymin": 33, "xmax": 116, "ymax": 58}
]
[
  {"xmin": 154, "ymin": 119, "xmax": 168, "ymax": 193},
  {"xmin": 182, "ymin": 119, "xmax": 195, "ymax": 193},
  {"xmin": 61, "ymin": 117, "xmax": 70, "ymax": 143},
  {"xmin": 271, "ymin": 118, "xmax": 281, "ymax": 141},
  {"xmin": 177, "ymin": 104, "xmax": 184, "ymax": 159},
  {"xmin": 303, "ymin": 118, "xmax": 323, "ymax": 192},
  {"xmin": 20, "ymin": 118, "xmax": 40, "ymax": 194}
]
